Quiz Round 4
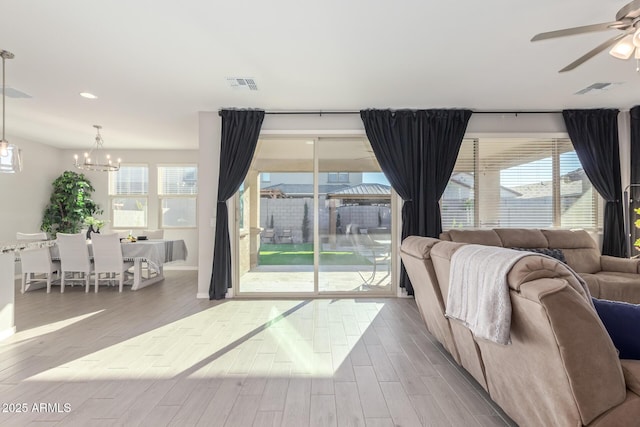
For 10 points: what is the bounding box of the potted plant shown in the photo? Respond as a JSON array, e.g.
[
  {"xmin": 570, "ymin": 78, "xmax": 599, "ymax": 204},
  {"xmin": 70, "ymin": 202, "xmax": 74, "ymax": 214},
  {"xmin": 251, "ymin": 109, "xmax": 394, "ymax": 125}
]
[{"xmin": 40, "ymin": 170, "xmax": 102, "ymax": 238}]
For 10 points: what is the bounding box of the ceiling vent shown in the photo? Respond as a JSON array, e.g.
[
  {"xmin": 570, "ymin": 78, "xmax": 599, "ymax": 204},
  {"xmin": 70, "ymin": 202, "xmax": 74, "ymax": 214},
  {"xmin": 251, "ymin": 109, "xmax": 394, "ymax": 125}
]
[
  {"xmin": 574, "ymin": 82, "xmax": 620, "ymax": 95},
  {"xmin": 4, "ymin": 86, "xmax": 31, "ymax": 98},
  {"xmin": 226, "ymin": 77, "xmax": 258, "ymax": 91}
]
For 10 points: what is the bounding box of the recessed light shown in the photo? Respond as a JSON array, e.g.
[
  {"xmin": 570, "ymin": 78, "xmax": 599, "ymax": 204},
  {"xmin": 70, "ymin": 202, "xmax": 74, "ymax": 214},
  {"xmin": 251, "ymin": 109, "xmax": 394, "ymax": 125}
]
[{"xmin": 80, "ymin": 92, "xmax": 98, "ymax": 99}]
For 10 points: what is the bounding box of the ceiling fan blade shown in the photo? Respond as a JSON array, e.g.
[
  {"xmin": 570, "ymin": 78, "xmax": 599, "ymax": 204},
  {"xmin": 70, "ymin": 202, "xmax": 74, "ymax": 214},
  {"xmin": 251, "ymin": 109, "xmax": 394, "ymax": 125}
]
[
  {"xmin": 531, "ymin": 21, "xmax": 623, "ymax": 41},
  {"xmin": 558, "ymin": 31, "xmax": 632, "ymax": 72}
]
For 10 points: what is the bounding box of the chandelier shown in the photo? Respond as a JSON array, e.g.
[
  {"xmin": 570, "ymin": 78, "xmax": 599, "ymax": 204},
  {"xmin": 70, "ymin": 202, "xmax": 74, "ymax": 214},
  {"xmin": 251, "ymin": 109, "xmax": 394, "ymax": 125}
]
[
  {"xmin": 0, "ymin": 49, "xmax": 21, "ymax": 174},
  {"xmin": 74, "ymin": 125, "xmax": 121, "ymax": 172}
]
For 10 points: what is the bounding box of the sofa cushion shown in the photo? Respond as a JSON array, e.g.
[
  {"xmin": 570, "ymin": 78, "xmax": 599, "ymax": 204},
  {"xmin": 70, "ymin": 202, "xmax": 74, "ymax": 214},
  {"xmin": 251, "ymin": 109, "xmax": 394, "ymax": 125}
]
[
  {"xmin": 400, "ymin": 236, "xmax": 440, "ymax": 259},
  {"xmin": 495, "ymin": 228, "xmax": 548, "ymax": 248},
  {"xmin": 621, "ymin": 360, "xmax": 640, "ymax": 396},
  {"xmin": 511, "ymin": 247, "xmax": 566, "ymax": 263},
  {"xmin": 541, "ymin": 229, "xmax": 598, "ymax": 250},
  {"xmin": 540, "ymin": 229, "xmax": 601, "ymax": 274},
  {"xmin": 579, "ymin": 273, "xmax": 600, "ymax": 298},
  {"xmin": 592, "ymin": 298, "xmax": 640, "ymax": 360},
  {"xmin": 593, "ymin": 273, "xmax": 640, "ymax": 304},
  {"xmin": 446, "ymin": 229, "xmax": 503, "ymax": 246},
  {"xmin": 560, "ymin": 248, "xmax": 601, "ymax": 274}
]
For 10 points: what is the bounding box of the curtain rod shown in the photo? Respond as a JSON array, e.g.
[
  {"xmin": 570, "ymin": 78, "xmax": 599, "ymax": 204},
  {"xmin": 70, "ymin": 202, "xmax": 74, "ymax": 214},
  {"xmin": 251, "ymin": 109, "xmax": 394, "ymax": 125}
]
[{"xmin": 257, "ymin": 110, "xmax": 562, "ymax": 116}]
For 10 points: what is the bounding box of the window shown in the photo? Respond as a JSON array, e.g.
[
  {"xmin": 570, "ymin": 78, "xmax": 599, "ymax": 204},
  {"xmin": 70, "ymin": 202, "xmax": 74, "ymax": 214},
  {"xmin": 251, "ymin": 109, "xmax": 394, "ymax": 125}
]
[
  {"xmin": 261, "ymin": 172, "xmax": 271, "ymax": 183},
  {"xmin": 158, "ymin": 165, "xmax": 197, "ymax": 228},
  {"xmin": 109, "ymin": 165, "xmax": 149, "ymax": 228},
  {"xmin": 441, "ymin": 138, "xmax": 600, "ymax": 230},
  {"xmin": 328, "ymin": 172, "xmax": 349, "ymax": 183}
]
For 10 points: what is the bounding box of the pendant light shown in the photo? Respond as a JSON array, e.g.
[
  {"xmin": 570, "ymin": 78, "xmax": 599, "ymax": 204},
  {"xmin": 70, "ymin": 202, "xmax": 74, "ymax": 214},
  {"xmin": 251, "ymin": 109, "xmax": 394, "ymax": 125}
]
[{"xmin": 0, "ymin": 50, "xmax": 21, "ymax": 174}]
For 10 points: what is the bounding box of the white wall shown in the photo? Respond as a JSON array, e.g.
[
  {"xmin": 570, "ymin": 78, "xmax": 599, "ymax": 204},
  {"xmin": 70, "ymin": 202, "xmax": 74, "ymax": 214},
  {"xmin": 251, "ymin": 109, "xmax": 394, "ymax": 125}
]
[
  {"xmin": 197, "ymin": 112, "xmax": 221, "ymax": 298},
  {"xmin": 0, "ymin": 136, "xmax": 64, "ymax": 242},
  {"xmin": 60, "ymin": 148, "xmax": 200, "ymax": 269}
]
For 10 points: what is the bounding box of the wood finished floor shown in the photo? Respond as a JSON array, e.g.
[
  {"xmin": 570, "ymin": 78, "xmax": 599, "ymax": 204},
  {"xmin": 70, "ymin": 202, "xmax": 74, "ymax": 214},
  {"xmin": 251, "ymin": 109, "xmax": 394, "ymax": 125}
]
[{"xmin": 0, "ymin": 271, "xmax": 516, "ymax": 426}]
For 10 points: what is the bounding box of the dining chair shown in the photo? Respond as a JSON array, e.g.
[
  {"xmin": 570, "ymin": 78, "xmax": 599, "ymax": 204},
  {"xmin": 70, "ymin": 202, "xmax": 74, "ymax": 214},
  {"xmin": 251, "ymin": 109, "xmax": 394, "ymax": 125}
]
[
  {"xmin": 91, "ymin": 233, "xmax": 134, "ymax": 292},
  {"xmin": 56, "ymin": 232, "xmax": 93, "ymax": 293},
  {"xmin": 16, "ymin": 232, "xmax": 48, "ymax": 240},
  {"xmin": 20, "ymin": 247, "xmax": 60, "ymax": 293},
  {"xmin": 143, "ymin": 229, "xmax": 164, "ymax": 239}
]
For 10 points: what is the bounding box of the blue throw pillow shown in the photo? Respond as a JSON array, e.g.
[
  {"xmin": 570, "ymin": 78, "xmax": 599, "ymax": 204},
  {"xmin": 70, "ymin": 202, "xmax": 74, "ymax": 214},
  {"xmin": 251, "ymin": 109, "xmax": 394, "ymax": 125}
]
[{"xmin": 592, "ymin": 298, "xmax": 640, "ymax": 360}]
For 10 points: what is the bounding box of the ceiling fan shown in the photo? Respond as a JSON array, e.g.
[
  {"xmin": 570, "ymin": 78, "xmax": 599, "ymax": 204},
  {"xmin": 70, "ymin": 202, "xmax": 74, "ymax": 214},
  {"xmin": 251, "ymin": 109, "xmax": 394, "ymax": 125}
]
[{"xmin": 531, "ymin": 0, "xmax": 640, "ymax": 72}]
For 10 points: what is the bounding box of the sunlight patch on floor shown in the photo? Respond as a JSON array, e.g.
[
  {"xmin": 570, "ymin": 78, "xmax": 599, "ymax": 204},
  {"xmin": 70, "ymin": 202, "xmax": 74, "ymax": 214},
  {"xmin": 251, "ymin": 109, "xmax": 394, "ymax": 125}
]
[
  {"xmin": 22, "ymin": 299, "xmax": 385, "ymax": 382},
  {"xmin": 5, "ymin": 310, "xmax": 105, "ymax": 345}
]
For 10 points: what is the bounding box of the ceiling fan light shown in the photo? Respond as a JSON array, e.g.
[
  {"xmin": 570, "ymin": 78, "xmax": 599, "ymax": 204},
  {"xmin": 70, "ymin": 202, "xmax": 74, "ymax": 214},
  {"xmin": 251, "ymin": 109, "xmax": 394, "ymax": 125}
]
[
  {"xmin": 633, "ymin": 28, "xmax": 640, "ymax": 47},
  {"xmin": 610, "ymin": 34, "xmax": 635, "ymax": 59}
]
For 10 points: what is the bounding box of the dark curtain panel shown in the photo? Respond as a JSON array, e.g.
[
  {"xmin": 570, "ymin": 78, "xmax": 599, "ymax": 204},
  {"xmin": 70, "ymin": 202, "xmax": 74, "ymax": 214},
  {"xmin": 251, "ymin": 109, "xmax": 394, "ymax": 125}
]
[
  {"xmin": 562, "ymin": 109, "xmax": 625, "ymax": 257},
  {"xmin": 630, "ymin": 106, "xmax": 640, "ymax": 256},
  {"xmin": 360, "ymin": 109, "xmax": 472, "ymax": 294},
  {"xmin": 210, "ymin": 109, "xmax": 265, "ymax": 300}
]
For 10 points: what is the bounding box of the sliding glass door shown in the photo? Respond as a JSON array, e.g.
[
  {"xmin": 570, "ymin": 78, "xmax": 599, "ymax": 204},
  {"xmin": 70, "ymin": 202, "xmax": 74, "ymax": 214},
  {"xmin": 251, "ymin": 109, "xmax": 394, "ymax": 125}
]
[
  {"xmin": 317, "ymin": 139, "xmax": 392, "ymax": 293},
  {"xmin": 236, "ymin": 137, "xmax": 394, "ymax": 296}
]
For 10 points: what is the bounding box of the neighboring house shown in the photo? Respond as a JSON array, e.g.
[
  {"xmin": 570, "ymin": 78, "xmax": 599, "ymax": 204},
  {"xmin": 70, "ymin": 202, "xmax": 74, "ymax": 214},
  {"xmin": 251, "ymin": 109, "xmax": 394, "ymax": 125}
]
[
  {"xmin": 442, "ymin": 169, "xmax": 595, "ymax": 229},
  {"xmin": 261, "ymin": 171, "xmax": 363, "ymax": 190},
  {"xmin": 442, "ymin": 172, "xmax": 521, "ymax": 200},
  {"xmin": 260, "ymin": 183, "xmax": 352, "ymax": 198}
]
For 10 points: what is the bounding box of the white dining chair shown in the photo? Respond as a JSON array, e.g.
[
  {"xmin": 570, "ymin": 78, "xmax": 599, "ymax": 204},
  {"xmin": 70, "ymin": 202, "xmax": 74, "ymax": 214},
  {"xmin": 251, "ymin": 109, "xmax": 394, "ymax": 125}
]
[
  {"xmin": 143, "ymin": 229, "xmax": 164, "ymax": 239},
  {"xmin": 56, "ymin": 232, "xmax": 93, "ymax": 293},
  {"xmin": 16, "ymin": 232, "xmax": 48, "ymax": 240},
  {"xmin": 91, "ymin": 233, "xmax": 134, "ymax": 292},
  {"xmin": 20, "ymin": 247, "xmax": 60, "ymax": 293}
]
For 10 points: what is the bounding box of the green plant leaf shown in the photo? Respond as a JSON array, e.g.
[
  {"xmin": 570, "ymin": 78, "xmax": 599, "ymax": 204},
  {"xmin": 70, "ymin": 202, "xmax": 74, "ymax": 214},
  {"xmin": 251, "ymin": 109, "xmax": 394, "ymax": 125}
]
[{"xmin": 40, "ymin": 170, "xmax": 102, "ymax": 237}]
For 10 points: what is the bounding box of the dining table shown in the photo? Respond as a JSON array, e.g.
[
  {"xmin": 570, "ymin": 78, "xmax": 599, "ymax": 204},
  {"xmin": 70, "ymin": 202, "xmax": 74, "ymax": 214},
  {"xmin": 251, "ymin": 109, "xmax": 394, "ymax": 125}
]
[{"xmin": 49, "ymin": 239, "xmax": 188, "ymax": 290}]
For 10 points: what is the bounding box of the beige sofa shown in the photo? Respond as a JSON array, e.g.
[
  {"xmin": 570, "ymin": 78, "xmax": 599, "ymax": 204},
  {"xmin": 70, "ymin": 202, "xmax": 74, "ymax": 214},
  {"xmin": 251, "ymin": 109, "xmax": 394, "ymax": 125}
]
[
  {"xmin": 440, "ymin": 228, "xmax": 640, "ymax": 304},
  {"xmin": 400, "ymin": 235, "xmax": 640, "ymax": 427}
]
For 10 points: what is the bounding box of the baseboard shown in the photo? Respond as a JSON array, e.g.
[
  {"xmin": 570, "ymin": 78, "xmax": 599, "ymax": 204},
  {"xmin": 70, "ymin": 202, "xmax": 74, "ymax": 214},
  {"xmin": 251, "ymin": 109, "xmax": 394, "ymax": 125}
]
[
  {"xmin": 196, "ymin": 289, "xmax": 234, "ymax": 299},
  {"xmin": 0, "ymin": 326, "xmax": 16, "ymax": 342},
  {"xmin": 396, "ymin": 287, "xmax": 412, "ymax": 298}
]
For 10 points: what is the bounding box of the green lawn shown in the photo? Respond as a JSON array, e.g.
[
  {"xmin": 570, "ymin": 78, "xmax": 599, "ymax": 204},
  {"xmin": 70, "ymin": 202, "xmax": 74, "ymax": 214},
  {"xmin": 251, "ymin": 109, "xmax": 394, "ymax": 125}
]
[{"xmin": 259, "ymin": 243, "xmax": 370, "ymax": 266}]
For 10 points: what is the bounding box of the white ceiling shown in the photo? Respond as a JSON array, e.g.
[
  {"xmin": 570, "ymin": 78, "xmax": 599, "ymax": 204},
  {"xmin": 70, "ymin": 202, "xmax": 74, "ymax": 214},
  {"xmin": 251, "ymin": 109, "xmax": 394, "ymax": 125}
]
[{"xmin": 2, "ymin": 0, "xmax": 639, "ymax": 151}]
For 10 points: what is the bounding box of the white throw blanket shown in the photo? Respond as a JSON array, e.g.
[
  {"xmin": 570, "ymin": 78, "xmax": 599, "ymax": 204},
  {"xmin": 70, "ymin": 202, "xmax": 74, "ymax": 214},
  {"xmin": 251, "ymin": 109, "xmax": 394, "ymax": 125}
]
[{"xmin": 445, "ymin": 245, "xmax": 529, "ymax": 345}]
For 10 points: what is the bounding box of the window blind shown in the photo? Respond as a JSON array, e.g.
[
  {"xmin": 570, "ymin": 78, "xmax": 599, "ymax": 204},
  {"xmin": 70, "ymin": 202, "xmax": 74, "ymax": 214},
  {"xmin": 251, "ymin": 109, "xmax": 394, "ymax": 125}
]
[
  {"xmin": 109, "ymin": 165, "xmax": 148, "ymax": 195},
  {"xmin": 158, "ymin": 166, "xmax": 198, "ymax": 195},
  {"xmin": 441, "ymin": 138, "xmax": 599, "ymax": 230}
]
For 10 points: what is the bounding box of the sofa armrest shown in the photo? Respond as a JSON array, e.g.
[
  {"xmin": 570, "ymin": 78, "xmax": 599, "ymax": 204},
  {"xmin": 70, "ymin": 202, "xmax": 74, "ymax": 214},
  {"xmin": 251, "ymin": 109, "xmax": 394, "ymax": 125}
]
[
  {"xmin": 621, "ymin": 359, "xmax": 640, "ymax": 395},
  {"xmin": 600, "ymin": 256, "xmax": 640, "ymax": 274}
]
